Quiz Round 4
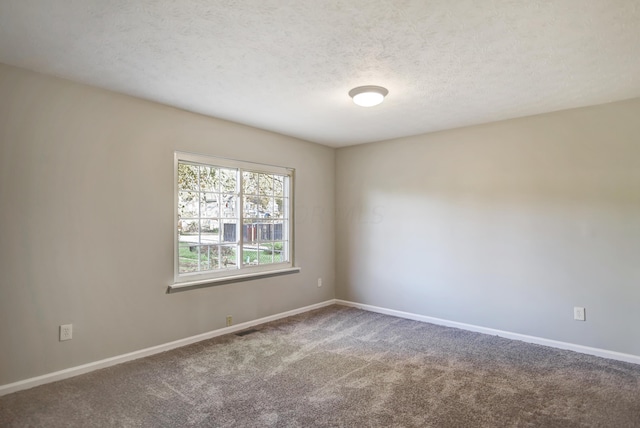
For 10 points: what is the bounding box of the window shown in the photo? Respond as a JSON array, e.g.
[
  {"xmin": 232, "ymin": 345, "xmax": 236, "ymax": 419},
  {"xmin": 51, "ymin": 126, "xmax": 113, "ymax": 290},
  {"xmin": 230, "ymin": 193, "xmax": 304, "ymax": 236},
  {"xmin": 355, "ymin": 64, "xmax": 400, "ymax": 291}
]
[{"xmin": 172, "ymin": 152, "xmax": 295, "ymax": 289}]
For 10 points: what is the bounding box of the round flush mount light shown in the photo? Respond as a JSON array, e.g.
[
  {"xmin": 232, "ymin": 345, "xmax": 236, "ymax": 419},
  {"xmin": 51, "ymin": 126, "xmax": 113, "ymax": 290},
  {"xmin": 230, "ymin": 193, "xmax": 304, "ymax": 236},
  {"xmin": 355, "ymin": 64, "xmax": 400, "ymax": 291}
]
[{"xmin": 348, "ymin": 85, "xmax": 389, "ymax": 107}]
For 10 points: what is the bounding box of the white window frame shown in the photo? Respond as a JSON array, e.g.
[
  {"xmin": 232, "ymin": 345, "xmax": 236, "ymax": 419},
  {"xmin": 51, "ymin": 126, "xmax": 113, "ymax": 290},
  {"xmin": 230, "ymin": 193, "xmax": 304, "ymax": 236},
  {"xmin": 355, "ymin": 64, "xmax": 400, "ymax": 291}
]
[{"xmin": 169, "ymin": 151, "xmax": 298, "ymax": 293}]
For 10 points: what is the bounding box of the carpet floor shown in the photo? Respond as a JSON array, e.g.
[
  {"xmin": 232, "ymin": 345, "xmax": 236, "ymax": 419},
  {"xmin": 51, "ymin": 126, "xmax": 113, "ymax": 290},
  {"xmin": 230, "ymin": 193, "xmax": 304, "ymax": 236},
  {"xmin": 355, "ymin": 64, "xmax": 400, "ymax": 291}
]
[{"xmin": 1, "ymin": 305, "xmax": 640, "ymax": 427}]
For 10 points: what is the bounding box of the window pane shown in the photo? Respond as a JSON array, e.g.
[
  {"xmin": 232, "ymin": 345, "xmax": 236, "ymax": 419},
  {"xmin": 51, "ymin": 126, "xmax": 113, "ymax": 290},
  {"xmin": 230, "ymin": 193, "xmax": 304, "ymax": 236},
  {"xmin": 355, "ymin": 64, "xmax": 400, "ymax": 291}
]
[
  {"xmin": 261, "ymin": 197, "xmax": 274, "ymax": 219},
  {"xmin": 274, "ymin": 198, "xmax": 284, "ymax": 218},
  {"xmin": 220, "ymin": 168, "xmax": 236, "ymax": 193},
  {"xmin": 243, "ymin": 222, "xmax": 258, "ymax": 243},
  {"xmin": 243, "ymin": 178, "xmax": 274, "ymax": 217},
  {"xmin": 242, "ymin": 244, "xmax": 259, "ymax": 266},
  {"xmin": 257, "ymin": 197, "xmax": 272, "ymax": 218},
  {"xmin": 201, "ymin": 220, "xmax": 219, "ymax": 244},
  {"xmin": 221, "ymin": 221, "xmax": 237, "ymax": 242},
  {"xmin": 179, "ymin": 219, "xmax": 199, "ymax": 237},
  {"xmin": 178, "ymin": 191, "xmax": 199, "ymax": 218},
  {"xmin": 259, "ymin": 173, "xmax": 273, "ymax": 196},
  {"xmin": 280, "ymin": 242, "xmax": 289, "ymax": 263},
  {"xmin": 261, "ymin": 198, "xmax": 272, "ymax": 217},
  {"xmin": 259, "ymin": 242, "xmax": 285, "ymax": 265},
  {"xmin": 179, "ymin": 243, "xmax": 199, "ymax": 273},
  {"xmin": 269, "ymin": 242, "xmax": 285, "ymax": 263},
  {"xmin": 243, "ymin": 171, "xmax": 259, "ymax": 195},
  {"xmin": 261, "ymin": 245, "xmax": 274, "ymax": 264},
  {"xmin": 201, "ymin": 193, "xmax": 219, "ymax": 218},
  {"xmin": 178, "ymin": 163, "xmax": 198, "ymax": 191},
  {"xmin": 277, "ymin": 220, "xmax": 288, "ymax": 241},
  {"xmin": 200, "ymin": 245, "xmax": 215, "ymax": 271},
  {"xmin": 273, "ymin": 176, "xmax": 284, "ymax": 197},
  {"xmin": 199, "ymin": 166, "xmax": 218, "ymax": 191},
  {"xmin": 221, "ymin": 194, "xmax": 236, "ymax": 218},
  {"xmin": 220, "ymin": 245, "xmax": 237, "ymax": 269},
  {"xmin": 243, "ymin": 195, "xmax": 261, "ymax": 219},
  {"xmin": 257, "ymin": 221, "xmax": 273, "ymax": 242},
  {"xmin": 273, "ymin": 222, "xmax": 284, "ymax": 240}
]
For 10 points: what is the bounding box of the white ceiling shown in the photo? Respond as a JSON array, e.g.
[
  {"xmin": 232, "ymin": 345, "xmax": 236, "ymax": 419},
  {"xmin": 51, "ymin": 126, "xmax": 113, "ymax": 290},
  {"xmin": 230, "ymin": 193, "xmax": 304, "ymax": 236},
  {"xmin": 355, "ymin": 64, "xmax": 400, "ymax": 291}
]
[{"xmin": 1, "ymin": 1, "xmax": 639, "ymax": 147}]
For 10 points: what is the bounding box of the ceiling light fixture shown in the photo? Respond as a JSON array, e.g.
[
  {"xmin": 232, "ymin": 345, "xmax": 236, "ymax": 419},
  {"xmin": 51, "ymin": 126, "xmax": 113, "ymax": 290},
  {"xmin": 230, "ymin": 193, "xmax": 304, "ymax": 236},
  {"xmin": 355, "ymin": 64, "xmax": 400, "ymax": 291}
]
[{"xmin": 348, "ymin": 85, "xmax": 389, "ymax": 107}]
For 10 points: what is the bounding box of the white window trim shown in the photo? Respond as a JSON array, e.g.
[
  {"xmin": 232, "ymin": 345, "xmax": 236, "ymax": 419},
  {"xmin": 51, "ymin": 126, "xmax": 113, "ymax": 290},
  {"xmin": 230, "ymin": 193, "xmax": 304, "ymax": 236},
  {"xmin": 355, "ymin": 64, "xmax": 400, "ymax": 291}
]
[
  {"xmin": 168, "ymin": 151, "xmax": 297, "ymax": 293},
  {"xmin": 167, "ymin": 267, "xmax": 301, "ymax": 293}
]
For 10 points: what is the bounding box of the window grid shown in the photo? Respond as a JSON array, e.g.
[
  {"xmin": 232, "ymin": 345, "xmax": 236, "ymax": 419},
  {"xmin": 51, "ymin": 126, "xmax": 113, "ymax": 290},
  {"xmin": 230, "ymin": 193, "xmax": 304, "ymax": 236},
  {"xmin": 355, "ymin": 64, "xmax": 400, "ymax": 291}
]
[
  {"xmin": 239, "ymin": 170, "xmax": 289, "ymax": 267},
  {"xmin": 176, "ymin": 153, "xmax": 292, "ymax": 282},
  {"xmin": 178, "ymin": 163, "xmax": 242, "ymax": 274}
]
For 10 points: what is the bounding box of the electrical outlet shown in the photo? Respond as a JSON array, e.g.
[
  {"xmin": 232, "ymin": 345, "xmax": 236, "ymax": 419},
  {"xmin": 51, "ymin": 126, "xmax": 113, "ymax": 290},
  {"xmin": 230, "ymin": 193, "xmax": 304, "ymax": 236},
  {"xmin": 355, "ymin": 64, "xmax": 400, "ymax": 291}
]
[
  {"xmin": 317, "ymin": 278, "xmax": 323, "ymax": 288},
  {"xmin": 59, "ymin": 324, "xmax": 73, "ymax": 341},
  {"xmin": 226, "ymin": 315, "xmax": 233, "ymax": 327},
  {"xmin": 574, "ymin": 307, "xmax": 586, "ymax": 321}
]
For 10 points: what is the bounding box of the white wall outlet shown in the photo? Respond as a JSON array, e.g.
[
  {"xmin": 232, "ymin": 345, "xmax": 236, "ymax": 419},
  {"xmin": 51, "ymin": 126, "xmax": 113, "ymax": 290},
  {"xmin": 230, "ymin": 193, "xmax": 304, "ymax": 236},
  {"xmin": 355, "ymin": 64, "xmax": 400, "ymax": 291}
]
[
  {"xmin": 317, "ymin": 278, "xmax": 323, "ymax": 288},
  {"xmin": 226, "ymin": 315, "xmax": 233, "ymax": 327},
  {"xmin": 574, "ymin": 307, "xmax": 586, "ymax": 321},
  {"xmin": 59, "ymin": 324, "xmax": 73, "ymax": 341}
]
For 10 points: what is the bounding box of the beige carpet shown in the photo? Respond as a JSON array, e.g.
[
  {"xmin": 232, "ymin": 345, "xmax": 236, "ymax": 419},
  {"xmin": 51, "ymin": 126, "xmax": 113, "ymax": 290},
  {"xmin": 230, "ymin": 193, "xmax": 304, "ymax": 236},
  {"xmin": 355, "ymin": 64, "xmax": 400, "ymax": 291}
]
[{"xmin": 1, "ymin": 305, "xmax": 640, "ymax": 427}]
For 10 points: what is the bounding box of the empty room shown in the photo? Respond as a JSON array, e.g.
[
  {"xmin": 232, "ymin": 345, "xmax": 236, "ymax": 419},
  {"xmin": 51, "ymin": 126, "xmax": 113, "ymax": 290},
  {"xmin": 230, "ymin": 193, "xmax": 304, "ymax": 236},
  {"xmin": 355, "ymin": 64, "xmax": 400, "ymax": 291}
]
[{"xmin": 1, "ymin": 1, "xmax": 640, "ymax": 426}]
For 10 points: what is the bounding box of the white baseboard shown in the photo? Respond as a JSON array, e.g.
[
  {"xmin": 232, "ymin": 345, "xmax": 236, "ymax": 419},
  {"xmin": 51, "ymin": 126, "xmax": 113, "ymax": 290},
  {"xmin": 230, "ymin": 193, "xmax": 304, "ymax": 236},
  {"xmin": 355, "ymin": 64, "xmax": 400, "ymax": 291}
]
[
  {"xmin": 335, "ymin": 299, "xmax": 640, "ymax": 366},
  {"xmin": 4, "ymin": 298, "xmax": 638, "ymax": 396},
  {"xmin": 0, "ymin": 299, "xmax": 337, "ymax": 397}
]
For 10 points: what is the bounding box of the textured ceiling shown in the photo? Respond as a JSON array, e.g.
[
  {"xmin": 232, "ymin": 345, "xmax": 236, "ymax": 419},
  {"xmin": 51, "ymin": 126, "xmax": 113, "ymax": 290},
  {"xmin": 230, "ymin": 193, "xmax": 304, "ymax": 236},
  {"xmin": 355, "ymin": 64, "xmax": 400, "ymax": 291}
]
[{"xmin": 1, "ymin": 0, "xmax": 639, "ymax": 147}]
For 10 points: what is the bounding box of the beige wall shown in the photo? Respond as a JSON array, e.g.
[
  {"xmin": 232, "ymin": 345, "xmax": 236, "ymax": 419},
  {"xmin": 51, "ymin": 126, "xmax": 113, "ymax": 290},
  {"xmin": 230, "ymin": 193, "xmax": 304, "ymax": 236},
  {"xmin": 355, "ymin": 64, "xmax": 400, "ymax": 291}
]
[
  {"xmin": 0, "ymin": 63, "xmax": 335, "ymax": 385},
  {"xmin": 336, "ymin": 98, "xmax": 640, "ymax": 356},
  {"xmin": 2, "ymin": 60, "xmax": 639, "ymax": 387}
]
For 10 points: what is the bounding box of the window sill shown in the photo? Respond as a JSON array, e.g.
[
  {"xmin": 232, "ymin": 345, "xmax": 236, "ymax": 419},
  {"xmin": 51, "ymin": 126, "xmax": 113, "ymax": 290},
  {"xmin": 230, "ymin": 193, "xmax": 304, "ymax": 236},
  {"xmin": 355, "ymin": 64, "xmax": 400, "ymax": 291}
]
[{"xmin": 167, "ymin": 267, "xmax": 301, "ymax": 294}]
